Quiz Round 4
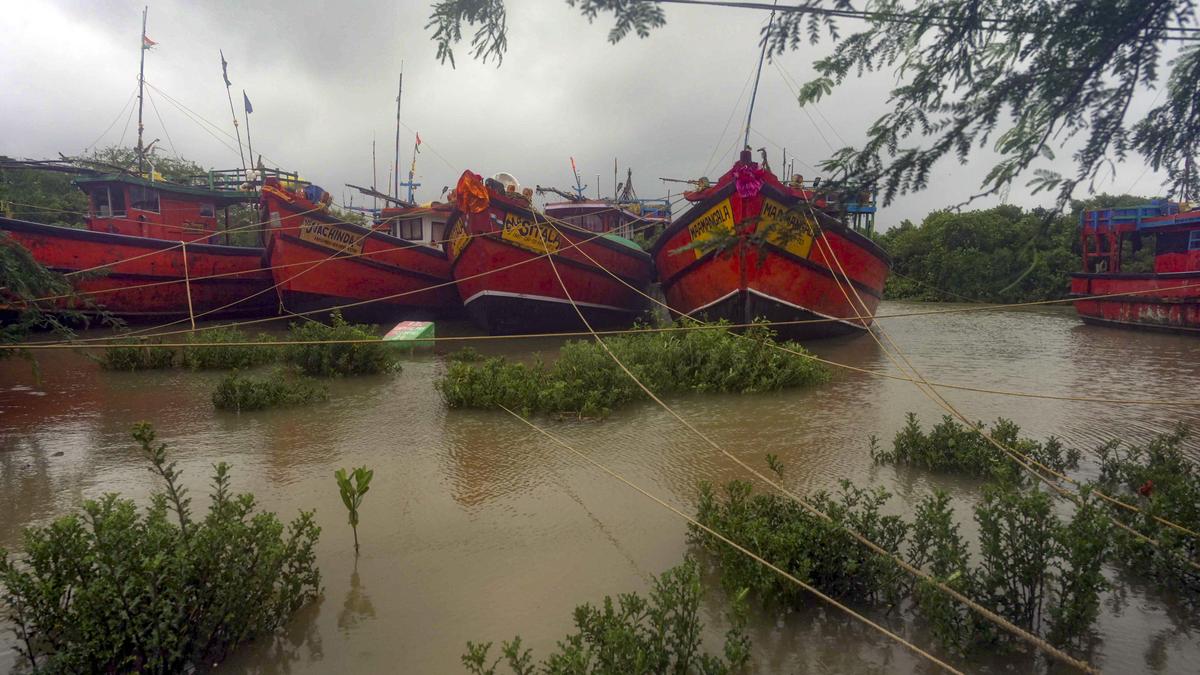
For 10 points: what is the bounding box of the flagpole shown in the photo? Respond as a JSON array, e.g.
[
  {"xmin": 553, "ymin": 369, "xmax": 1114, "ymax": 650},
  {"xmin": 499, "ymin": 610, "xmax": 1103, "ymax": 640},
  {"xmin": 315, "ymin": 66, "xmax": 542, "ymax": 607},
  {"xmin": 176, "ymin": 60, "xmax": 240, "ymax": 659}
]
[
  {"xmin": 136, "ymin": 5, "xmax": 148, "ymax": 175},
  {"xmin": 372, "ymin": 136, "xmax": 378, "ymax": 212},
  {"xmin": 407, "ymin": 134, "xmax": 419, "ymax": 203},
  {"xmin": 243, "ymin": 90, "xmax": 255, "ymax": 174},
  {"xmin": 220, "ymin": 50, "xmax": 247, "ymax": 174},
  {"xmin": 393, "ymin": 65, "xmax": 403, "ymax": 200}
]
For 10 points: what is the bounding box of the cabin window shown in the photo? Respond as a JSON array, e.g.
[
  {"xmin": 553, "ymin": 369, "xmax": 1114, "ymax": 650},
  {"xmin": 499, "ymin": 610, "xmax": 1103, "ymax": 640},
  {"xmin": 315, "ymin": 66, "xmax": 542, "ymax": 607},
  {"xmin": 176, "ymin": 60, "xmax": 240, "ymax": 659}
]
[
  {"xmin": 1190, "ymin": 230, "xmax": 1200, "ymax": 251},
  {"xmin": 199, "ymin": 202, "xmax": 215, "ymax": 218},
  {"xmin": 396, "ymin": 218, "xmax": 423, "ymax": 240},
  {"xmin": 130, "ymin": 185, "xmax": 160, "ymax": 213},
  {"xmin": 91, "ymin": 187, "xmax": 125, "ymax": 217},
  {"xmin": 431, "ymin": 221, "xmax": 446, "ymax": 243}
]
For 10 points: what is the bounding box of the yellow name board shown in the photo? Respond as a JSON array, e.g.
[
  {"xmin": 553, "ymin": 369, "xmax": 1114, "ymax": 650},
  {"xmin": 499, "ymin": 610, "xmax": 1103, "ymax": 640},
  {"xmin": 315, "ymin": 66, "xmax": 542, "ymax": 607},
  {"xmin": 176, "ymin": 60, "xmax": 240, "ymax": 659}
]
[
  {"xmin": 758, "ymin": 199, "xmax": 815, "ymax": 259},
  {"xmin": 501, "ymin": 212, "xmax": 561, "ymax": 254},
  {"xmin": 298, "ymin": 218, "xmax": 365, "ymax": 255},
  {"xmin": 448, "ymin": 219, "xmax": 470, "ymax": 261},
  {"xmin": 685, "ymin": 199, "xmax": 734, "ymax": 258}
]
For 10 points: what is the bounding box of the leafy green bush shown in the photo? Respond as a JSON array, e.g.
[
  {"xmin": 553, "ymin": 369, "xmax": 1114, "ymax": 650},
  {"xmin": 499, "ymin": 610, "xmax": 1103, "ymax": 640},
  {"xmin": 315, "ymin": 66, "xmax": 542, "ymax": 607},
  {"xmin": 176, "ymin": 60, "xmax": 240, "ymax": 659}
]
[
  {"xmin": 0, "ymin": 423, "xmax": 321, "ymax": 673},
  {"xmin": 283, "ymin": 311, "xmax": 398, "ymax": 377},
  {"xmin": 180, "ymin": 325, "xmax": 277, "ymax": 370},
  {"xmin": 872, "ymin": 413, "xmax": 1081, "ymax": 479},
  {"xmin": 212, "ymin": 371, "xmax": 328, "ymax": 411},
  {"xmin": 438, "ymin": 323, "xmax": 829, "ymax": 417},
  {"xmin": 1094, "ymin": 428, "xmax": 1200, "ymax": 604},
  {"xmin": 693, "ymin": 461, "xmax": 1110, "ymax": 653},
  {"xmin": 96, "ymin": 339, "xmax": 177, "ymax": 370},
  {"xmin": 462, "ymin": 558, "xmax": 750, "ymax": 675}
]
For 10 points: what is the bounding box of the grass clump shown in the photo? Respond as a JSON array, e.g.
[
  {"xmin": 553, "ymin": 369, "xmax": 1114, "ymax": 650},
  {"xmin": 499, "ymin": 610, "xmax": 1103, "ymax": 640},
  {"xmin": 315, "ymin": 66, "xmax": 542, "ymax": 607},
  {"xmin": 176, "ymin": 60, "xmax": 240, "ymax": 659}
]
[
  {"xmin": 212, "ymin": 371, "xmax": 328, "ymax": 412},
  {"xmin": 181, "ymin": 325, "xmax": 277, "ymax": 370},
  {"xmin": 283, "ymin": 311, "xmax": 399, "ymax": 377},
  {"xmin": 0, "ymin": 423, "xmax": 321, "ymax": 673},
  {"xmin": 872, "ymin": 413, "xmax": 1081, "ymax": 479},
  {"xmin": 462, "ymin": 558, "xmax": 750, "ymax": 674},
  {"xmin": 438, "ymin": 323, "xmax": 829, "ymax": 417},
  {"xmin": 96, "ymin": 339, "xmax": 177, "ymax": 370}
]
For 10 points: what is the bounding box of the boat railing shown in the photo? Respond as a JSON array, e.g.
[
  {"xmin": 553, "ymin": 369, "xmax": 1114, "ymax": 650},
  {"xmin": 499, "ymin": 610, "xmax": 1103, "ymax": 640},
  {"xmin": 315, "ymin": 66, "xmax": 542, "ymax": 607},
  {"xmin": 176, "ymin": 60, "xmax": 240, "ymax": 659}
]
[{"xmin": 185, "ymin": 168, "xmax": 308, "ymax": 192}]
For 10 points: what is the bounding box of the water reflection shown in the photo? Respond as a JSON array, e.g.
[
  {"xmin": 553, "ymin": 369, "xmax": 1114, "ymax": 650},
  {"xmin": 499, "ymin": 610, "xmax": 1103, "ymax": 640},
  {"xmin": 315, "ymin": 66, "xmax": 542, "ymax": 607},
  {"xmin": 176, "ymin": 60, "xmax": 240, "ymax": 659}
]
[{"xmin": 337, "ymin": 563, "xmax": 376, "ymax": 634}]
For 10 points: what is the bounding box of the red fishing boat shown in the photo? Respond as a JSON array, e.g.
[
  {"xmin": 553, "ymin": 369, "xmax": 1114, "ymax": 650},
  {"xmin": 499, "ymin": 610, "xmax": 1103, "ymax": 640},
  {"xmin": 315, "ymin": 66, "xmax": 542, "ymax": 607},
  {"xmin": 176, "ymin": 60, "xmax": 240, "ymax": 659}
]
[
  {"xmin": 0, "ymin": 172, "xmax": 274, "ymax": 320},
  {"xmin": 260, "ymin": 178, "xmax": 458, "ymax": 323},
  {"xmin": 1070, "ymin": 200, "xmax": 1200, "ymax": 332},
  {"xmin": 651, "ymin": 150, "xmax": 890, "ymax": 339},
  {"xmin": 444, "ymin": 170, "xmax": 654, "ymax": 333}
]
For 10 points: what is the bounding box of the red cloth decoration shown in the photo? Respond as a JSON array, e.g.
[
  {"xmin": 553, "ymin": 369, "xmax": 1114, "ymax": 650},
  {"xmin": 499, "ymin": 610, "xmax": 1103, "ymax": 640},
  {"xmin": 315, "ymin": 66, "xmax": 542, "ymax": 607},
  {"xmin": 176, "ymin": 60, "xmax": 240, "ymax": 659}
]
[
  {"xmin": 1138, "ymin": 479, "xmax": 1154, "ymax": 497},
  {"xmin": 455, "ymin": 170, "xmax": 490, "ymax": 215},
  {"xmin": 732, "ymin": 163, "xmax": 767, "ymax": 199}
]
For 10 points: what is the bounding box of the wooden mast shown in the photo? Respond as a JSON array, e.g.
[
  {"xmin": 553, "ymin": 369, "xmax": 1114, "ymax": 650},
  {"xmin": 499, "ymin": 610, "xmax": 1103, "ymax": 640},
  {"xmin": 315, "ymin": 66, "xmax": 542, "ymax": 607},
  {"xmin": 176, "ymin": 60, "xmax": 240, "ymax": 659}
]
[
  {"xmin": 219, "ymin": 50, "xmax": 248, "ymax": 173},
  {"xmin": 136, "ymin": 6, "xmax": 148, "ymax": 175},
  {"xmin": 393, "ymin": 66, "xmax": 403, "ymax": 199},
  {"xmin": 742, "ymin": 0, "xmax": 779, "ymax": 152}
]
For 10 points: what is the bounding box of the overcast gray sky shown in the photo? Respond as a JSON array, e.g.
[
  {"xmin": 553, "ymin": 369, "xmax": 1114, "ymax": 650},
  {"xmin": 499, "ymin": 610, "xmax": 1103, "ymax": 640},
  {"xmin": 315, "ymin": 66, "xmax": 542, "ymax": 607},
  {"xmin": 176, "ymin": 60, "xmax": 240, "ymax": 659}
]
[{"xmin": 1, "ymin": 0, "xmax": 1175, "ymax": 227}]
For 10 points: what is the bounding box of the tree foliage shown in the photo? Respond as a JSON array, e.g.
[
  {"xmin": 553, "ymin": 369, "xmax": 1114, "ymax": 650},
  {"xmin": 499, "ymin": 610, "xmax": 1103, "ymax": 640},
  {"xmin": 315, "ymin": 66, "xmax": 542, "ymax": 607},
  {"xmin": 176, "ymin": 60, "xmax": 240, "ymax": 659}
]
[
  {"xmin": 876, "ymin": 195, "xmax": 1156, "ymax": 303},
  {"xmin": 425, "ymin": 1, "xmax": 1200, "ymax": 207}
]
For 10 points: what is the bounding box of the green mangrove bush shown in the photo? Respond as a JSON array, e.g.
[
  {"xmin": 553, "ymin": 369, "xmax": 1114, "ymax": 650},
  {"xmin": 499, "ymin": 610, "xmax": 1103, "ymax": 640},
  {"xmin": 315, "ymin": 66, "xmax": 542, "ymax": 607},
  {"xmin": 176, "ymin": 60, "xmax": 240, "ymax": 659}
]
[
  {"xmin": 438, "ymin": 323, "xmax": 829, "ymax": 417},
  {"xmin": 180, "ymin": 325, "xmax": 277, "ymax": 370},
  {"xmin": 97, "ymin": 339, "xmax": 177, "ymax": 371},
  {"xmin": 0, "ymin": 423, "xmax": 321, "ymax": 673},
  {"xmin": 283, "ymin": 311, "xmax": 399, "ymax": 377},
  {"xmin": 212, "ymin": 371, "xmax": 329, "ymax": 412},
  {"xmin": 693, "ymin": 467, "xmax": 1111, "ymax": 653},
  {"xmin": 1094, "ymin": 427, "xmax": 1200, "ymax": 604},
  {"xmin": 462, "ymin": 558, "xmax": 750, "ymax": 675},
  {"xmin": 872, "ymin": 413, "xmax": 1081, "ymax": 479}
]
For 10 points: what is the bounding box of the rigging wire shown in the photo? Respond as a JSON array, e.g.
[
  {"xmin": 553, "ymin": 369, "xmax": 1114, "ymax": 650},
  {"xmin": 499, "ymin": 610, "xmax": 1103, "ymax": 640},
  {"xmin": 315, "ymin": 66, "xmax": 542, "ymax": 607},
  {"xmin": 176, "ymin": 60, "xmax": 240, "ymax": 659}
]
[
  {"xmin": 82, "ymin": 85, "xmax": 139, "ymax": 155},
  {"xmin": 145, "ymin": 89, "xmax": 181, "ymax": 160}
]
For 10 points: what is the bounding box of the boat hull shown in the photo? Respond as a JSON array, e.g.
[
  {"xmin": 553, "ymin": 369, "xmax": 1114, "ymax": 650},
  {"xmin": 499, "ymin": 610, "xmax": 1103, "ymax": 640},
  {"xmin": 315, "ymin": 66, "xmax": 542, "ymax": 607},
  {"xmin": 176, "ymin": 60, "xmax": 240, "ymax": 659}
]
[
  {"xmin": 652, "ymin": 179, "xmax": 890, "ymax": 340},
  {"xmin": 446, "ymin": 192, "xmax": 654, "ymax": 334},
  {"xmin": 1070, "ymin": 272, "xmax": 1200, "ymax": 333},
  {"xmin": 1, "ymin": 216, "xmax": 274, "ymax": 320},
  {"xmin": 262, "ymin": 186, "xmax": 459, "ymax": 324}
]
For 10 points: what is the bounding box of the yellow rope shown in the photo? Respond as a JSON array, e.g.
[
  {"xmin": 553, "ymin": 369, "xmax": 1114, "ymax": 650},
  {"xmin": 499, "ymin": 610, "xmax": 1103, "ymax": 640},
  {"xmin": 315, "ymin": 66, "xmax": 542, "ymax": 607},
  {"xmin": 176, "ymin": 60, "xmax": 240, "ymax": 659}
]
[
  {"xmin": 498, "ymin": 404, "xmax": 965, "ymax": 675},
  {"xmin": 533, "ymin": 219, "xmax": 1099, "ymax": 674}
]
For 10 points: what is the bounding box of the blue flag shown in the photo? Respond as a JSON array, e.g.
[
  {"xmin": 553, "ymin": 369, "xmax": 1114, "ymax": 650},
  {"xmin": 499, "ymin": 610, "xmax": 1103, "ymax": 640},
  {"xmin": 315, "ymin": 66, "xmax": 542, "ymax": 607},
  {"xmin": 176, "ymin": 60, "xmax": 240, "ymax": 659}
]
[{"xmin": 243, "ymin": 91, "xmax": 253, "ymax": 114}]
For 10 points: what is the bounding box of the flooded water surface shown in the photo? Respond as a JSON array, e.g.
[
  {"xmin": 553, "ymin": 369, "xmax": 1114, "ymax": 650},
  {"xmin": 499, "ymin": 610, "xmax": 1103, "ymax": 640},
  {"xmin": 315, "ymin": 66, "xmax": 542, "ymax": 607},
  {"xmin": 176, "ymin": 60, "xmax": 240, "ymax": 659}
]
[{"xmin": 2, "ymin": 301, "xmax": 1199, "ymax": 673}]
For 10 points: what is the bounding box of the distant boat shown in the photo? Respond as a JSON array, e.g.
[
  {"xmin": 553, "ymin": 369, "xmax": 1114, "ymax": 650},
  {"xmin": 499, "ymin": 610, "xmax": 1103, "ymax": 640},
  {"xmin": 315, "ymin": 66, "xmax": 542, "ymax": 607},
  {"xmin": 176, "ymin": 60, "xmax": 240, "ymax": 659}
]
[
  {"xmin": 0, "ymin": 172, "xmax": 275, "ymax": 321},
  {"xmin": 1070, "ymin": 200, "xmax": 1200, "ymax": 332},
  {"xmin": 651, "ymin": 150, "xmax": 890, "ymax": 339},
  {"xmin": 260, "ymin": 178, "xmax": 458, "ymax": 323},
  {"xmin": 444, "ymin": 170, "xmax": 654, "ymax": 333}
]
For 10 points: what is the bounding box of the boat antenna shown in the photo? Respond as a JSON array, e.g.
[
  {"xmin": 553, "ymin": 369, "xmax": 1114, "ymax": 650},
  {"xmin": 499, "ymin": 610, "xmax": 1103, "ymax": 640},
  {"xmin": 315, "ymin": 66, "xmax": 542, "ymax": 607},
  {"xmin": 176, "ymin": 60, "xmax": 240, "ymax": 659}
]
[
  {"xmin": 136, "ymin": 5, "xmax": 149, "ymax": 176},
  {"xmin": 742, "ymin": 0, "xmax": 779, "ymax": 153},
  {"xmin": 219, "ymin": 50, "xmax": 248, "ymax": 173},
  {"xmin": 393, "ymin": 64, "xmax": 403, "ymax": 200}
]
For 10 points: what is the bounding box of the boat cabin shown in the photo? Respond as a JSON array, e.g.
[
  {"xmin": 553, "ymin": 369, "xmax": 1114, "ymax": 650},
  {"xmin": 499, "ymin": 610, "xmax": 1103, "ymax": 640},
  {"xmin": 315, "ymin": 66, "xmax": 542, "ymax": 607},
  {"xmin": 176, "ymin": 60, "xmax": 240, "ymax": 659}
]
[
  {"xmin": 75, "ymin": 174, "xmax": 255, "ymax": 244},
  {"xmin": 377, "ymin": 203, "xmax": 452, "ymax": 248},
  {"xmin": 1079, "ymin": 200, "xmax": 1200, "ymax": 274},
  {"xmin": 544, "ymin": 200, "xmax": 668, "ymax": 240}
]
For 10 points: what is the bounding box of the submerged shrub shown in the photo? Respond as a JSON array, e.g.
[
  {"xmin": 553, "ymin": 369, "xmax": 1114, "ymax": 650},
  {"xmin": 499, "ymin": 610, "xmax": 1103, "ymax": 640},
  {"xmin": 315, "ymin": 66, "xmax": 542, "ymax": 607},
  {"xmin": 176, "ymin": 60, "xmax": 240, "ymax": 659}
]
[
  {"xmin": 0, "ymin": 423, "xmax": 321, "ymax": 673},
  {"xmin": 872, "ymin": 413, "xmax": 1081, "ymax": 479},
  {"xmin": 461, "ymin": 557, "xmax": 750, "ymax": 675},
  {"xmin": 283, "ymin": 311, "xmax": 398, "ymax": 377},
  {"xmin": 212, "ymin": 371, "xmax": 328, "ymax": 412},
  {"xmin": 180, "ymin": 325, "xmax": 277, "ymax": 370},
  {"xmin": 438, "ymin": 322, "xmax": 829, "ymax": 417},
  {"xmin": 1093, "ymin": 427, "xmax": 1200, "ymax": 604},
  {"xmin": 693, "ymin": 453, "xmax": 1110, "ymax": 654},
  {"xmin": 96, "ymin": 339, "xmax": 177, "ymax": 370}
]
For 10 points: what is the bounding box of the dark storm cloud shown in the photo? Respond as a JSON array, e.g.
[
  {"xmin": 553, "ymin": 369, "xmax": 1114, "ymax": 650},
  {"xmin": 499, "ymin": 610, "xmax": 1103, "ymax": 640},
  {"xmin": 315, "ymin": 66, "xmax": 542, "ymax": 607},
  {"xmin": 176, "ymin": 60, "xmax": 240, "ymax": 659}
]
[{"xmin": 2, "ymin": 1, "xmax": 1171, "ymax": 226}]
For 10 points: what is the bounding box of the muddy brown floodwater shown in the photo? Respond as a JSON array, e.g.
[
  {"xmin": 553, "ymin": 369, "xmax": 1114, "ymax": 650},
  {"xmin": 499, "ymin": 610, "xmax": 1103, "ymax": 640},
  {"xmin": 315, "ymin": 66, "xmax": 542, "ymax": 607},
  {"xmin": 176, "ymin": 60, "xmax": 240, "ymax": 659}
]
[{"xmin": 2, "ymin": 301, "xmax": 1199, "ymax": 673}]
